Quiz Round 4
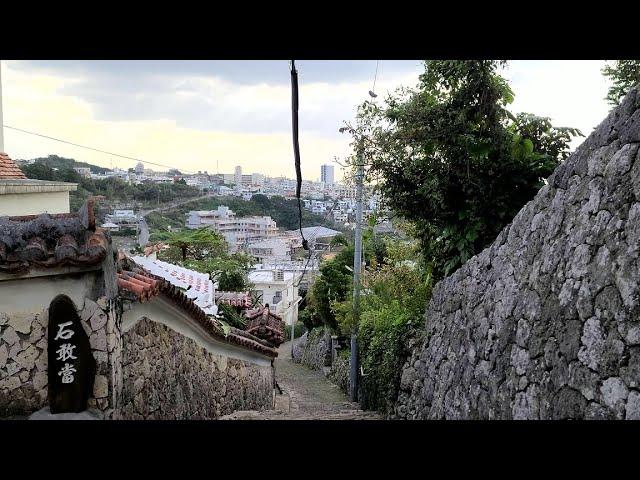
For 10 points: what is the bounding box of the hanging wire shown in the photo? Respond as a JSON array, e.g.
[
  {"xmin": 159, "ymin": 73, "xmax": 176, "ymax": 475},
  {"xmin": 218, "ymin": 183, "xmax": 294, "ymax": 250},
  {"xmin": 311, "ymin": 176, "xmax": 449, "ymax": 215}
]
[
  {"xmin": 372, "ymin": 60, "xmax": 379, "ymax": 92},
  {"xmin": 369, "ymin": 60, "xmax": 380, "ymax": 98},
  {"xmin": 3, "ymin": 124, "xmax": 195, "ymax": 174},
  {"xmin": 290, "ymin": 60, "xmax": 313, "ymax": 288}
]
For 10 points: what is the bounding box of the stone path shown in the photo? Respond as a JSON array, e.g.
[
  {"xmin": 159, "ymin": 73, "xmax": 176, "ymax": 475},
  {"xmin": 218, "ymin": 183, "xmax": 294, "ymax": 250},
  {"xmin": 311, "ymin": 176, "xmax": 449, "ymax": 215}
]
[{"xmin": 220, "ymin": 339, "xmax": 381, "ymax": 420}]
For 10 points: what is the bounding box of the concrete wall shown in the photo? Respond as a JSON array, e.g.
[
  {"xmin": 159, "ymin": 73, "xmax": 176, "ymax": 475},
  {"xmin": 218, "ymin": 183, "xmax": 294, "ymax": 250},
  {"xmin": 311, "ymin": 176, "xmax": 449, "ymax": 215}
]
[
  {"xmin": 0, "ymin": 191, "xmax": 70, "ymax": 216},
  {"xmin": 119, "ymin": 319, "xmax": 274, "ymax": 420},
  {"xmin": 393, "ymin": 87, "xmax": 640, "ymax": 420}
]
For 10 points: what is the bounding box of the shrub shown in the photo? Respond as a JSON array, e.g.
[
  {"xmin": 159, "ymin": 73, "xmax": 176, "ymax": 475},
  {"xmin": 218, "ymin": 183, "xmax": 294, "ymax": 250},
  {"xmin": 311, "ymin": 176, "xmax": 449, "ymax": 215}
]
[
  {"xmin": 334, "ymin": 236, "xmax": 433, "ymax": 414},
  {"xmin": 283, "ymin": 322, "xmax": 307, "ymax": 341}
]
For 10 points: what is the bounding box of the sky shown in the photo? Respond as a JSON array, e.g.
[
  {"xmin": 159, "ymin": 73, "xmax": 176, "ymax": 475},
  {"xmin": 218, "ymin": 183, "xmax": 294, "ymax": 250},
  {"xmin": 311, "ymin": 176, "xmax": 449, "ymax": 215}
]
[{"xmin": 0, "ymin": 60, "xmax": 613, "ymax": 182}]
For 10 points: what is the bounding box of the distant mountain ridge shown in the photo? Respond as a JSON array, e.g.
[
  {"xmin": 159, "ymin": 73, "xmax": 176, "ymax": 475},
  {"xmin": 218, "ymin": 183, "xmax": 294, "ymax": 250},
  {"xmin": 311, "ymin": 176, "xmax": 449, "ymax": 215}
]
[{"xmin": 17, "ymin": 155, "xmax": 112, "ymax": 175}]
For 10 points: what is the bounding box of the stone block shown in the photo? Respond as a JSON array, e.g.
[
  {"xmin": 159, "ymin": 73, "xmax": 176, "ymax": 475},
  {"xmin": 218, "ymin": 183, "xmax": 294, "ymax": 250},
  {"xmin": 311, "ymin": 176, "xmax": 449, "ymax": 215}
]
[
  {"xmin": 625, "ymin": 391, "xmax": 640, "ymax": 420},
  {"xmin": 90, "ymin": 312, "xmax": 108, "ymax": 332},
  {"xmin": 15, "ymin": 345, "xmax": 39, "ymax": 372},
  {"xmin": 33, "ymin": 371, "xmax": 48, "ymax": 391},
  {"xmin": 0, "ymin": 344, "xmax": 8, "ymax": 369},
  {"xmin": 93, "ymin": 375, "xmax": 109, "ymax": 399},
  {"xmin": 1, "ymin": 326, "xmax": 20, "ymax": 346},
  {"xmin": 7, "ymin": 312, "xmax": 35, "ymax": 335},
  {"xmin": 89, "ymin": 329, "xmax": 107, "ymax": 352}
]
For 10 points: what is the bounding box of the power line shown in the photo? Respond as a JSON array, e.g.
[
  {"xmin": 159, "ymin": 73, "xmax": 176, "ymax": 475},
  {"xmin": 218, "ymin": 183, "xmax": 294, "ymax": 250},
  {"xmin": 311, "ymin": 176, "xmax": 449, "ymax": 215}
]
[
  {"xmin": 369, "ymin": 60, "xmax": 380, "ymax": 98},
  {"xmin": 372, "ymin": 60, "xmax": 380, "ymax": 92},
  {"xmin": 3, "ymin": 124, "xmax": 195, "ymax": 174}
]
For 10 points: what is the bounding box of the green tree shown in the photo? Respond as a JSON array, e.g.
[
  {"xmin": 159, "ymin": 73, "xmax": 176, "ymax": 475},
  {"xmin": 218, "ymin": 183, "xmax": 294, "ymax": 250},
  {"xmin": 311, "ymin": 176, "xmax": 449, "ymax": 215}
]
[
  {"xmin": 342, "ymin": 60, "xmax": 581, "ymax": 280},
  {"xmin": 159, "ymin": 228, "xmax": 227, "ymax": 262},
  {"xmin": 602, "ymin": 60, "xmax": 640, "ymax": 106},
  {"xmin": 332, "ymin": 236, "xmax": 432, "ymax": 413},
  {"xmin": 306, "ymin": 245, "xmax": 354, "ymax": 330}
]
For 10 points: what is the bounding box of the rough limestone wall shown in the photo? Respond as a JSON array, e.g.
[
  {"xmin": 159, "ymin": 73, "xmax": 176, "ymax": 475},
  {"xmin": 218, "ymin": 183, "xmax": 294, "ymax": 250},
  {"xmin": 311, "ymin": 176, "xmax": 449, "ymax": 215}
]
[
  {"xmin": 118, "ymin": 319, "xmax": 274, "ymax": 420},
  {"xmin": 300, "ymin": 327, "xmax": 332, "ymax": 370},
  {"xmin": 0, "ymin": 292, "xmax": 122, "ymax": 418},
  {"xmin": 328, "ymin": 350, "xmax": 350, "ymax": 394},
  {"xmin": 394, "ymin": 87, "xmax": 640, "ymax": 420},
  {"xmin": 292, "ymin": 332, "xmax": 307, "ymax": 363}
]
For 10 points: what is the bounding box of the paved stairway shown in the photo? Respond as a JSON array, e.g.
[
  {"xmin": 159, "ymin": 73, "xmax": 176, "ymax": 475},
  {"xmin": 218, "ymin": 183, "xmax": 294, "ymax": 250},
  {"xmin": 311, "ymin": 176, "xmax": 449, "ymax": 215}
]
[{"xmin": 220, "ymin": 339, "xmax": 381, "ymax": 420}]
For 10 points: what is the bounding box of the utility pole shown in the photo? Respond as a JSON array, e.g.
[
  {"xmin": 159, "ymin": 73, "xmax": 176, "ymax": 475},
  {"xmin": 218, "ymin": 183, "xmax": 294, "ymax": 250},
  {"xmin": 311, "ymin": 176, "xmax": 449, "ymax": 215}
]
[
  {"xmin": 350, "ymin": 146, "xmax": 364, "ymax": 402},
  {"xmin": 0, "ymin": 60, "xmax": 4, "ymax": 152}
]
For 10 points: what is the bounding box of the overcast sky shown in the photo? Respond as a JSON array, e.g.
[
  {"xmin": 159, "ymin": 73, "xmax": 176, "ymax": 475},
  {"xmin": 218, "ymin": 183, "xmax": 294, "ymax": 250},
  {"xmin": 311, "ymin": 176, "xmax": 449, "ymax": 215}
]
[{"xmin": 1, "ymin": 60, "xmax": 612, "ymax": 181}]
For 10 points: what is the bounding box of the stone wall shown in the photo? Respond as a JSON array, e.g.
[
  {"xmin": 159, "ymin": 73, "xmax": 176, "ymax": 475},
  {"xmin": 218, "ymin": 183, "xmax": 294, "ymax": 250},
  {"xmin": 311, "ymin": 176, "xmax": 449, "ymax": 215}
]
[
  {"xmin": 393, "ymin": 87, "xmax": 640, "ymax": 420},
  {"xmin": 118, "ymin": 319, "xmax": 274, "ymax": 420},
  {"xmin": 328, "ymin": 350, "xmax": 350, "ymax": 394},
  {"xmin": 292, "ymin": 332, "xmax": 307, "ymax": 363},
  {"xmin": 0, "ymin": 293, "xmax": 121, "ymax": 418},
  {"xmin": 299, "ymin": 328, "xmax": 332, "ymax": 371}
]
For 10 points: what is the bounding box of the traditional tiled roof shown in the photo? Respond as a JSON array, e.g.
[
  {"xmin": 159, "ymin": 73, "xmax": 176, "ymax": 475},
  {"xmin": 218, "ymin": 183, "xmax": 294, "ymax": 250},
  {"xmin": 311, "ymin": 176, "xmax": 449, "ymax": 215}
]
[
  {"xmin": 0, "ymin": 153, "xmax": 27, "ymax": 179},
  {"xmin": 215, "ymin": 291, "xmax": 252, "ymax": 308},
  {"xmin": 244, "ymin": 305, "xmax": 285, "ymax": 347},
  {"xmin": 118, "ymin": 257, "xmax": 277, "ymax": 357},
  {"xmin": 131, "ymin": 256, "xmax": 216, "ymax": 315},
  {"xmin": 117, "ymin": 268, "xmax": 161, "ymax": 302},
  {"xmin": 0, "ymin": 198, "xmax": 109, "ymax": 274},
  {"xmin": 143, "ymin": 242, "xmax": 168, "ymax": 257}
]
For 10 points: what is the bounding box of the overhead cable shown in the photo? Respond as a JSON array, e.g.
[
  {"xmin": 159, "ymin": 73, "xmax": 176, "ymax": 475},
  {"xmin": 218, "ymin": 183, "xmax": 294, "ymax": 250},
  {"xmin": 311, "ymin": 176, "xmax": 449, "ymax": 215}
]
[{"xmin": 3, "ymin": 124, "xmax": 195, "ymax": 173}]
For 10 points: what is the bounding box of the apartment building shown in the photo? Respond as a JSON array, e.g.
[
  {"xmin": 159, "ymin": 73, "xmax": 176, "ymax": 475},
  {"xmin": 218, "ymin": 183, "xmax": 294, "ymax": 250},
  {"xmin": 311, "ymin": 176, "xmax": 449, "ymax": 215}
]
[
  {"xmin": 186, "ymin": 206, "xmax": 278, "ymax": 251},
  {"xmin": 247, "ymin": 238, "xmax": 290, "ymax": 263},
  {"xmin": 320, "ymin": 164, "xmax": 334, "ymax": 187},
  {"xmin": 248, "ymin": 269, "xmax": 302, "ymax": 326}
]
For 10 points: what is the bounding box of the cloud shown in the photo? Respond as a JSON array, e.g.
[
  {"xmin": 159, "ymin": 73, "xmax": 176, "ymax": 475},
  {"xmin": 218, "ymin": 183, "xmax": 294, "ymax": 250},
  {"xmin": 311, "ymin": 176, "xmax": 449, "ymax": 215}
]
[
  {"xmin": 6, "ymin": 60, "xmax": 422, "ymax": 140},
  {"xmin": 2, "ymin": 60, "xmax": 612, "ymax": 184},
  {"xmin": 0, "ymin": 61, "xmax": 359, "ymax": 180},
  {"xmin": 504, "ymin": 60, "xmax": 611, "ymax": 148}
]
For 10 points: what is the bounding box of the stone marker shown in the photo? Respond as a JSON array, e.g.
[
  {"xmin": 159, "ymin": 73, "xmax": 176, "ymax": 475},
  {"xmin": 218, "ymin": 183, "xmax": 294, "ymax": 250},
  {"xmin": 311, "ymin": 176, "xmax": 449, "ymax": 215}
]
[{"xmin": 47, "ymin": 295, "xmax": 96, "ymax": 414}]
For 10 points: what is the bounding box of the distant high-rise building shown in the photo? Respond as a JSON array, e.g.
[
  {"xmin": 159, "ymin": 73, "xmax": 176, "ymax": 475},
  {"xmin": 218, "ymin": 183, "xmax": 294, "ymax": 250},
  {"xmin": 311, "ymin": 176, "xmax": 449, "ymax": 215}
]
[
  {"xmin": 252, "ymin": 173, "xmax": 264, "ymax": 186},
  {"xmin": 234, "ymin": 166, "xmax": 242, "ymax": 186},
  {"xmin": 320, "ymin": 164, "xmax": 334, "ymax": 186}
]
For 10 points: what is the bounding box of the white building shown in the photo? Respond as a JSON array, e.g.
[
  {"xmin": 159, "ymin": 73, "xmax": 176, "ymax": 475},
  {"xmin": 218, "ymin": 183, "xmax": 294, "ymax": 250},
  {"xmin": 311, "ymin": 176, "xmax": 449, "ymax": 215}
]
[
  {"xmin": 247, "ymin": 238, "xmax": 290, "ymax": 263},
  {"xmin": 74, "ymin": 167, "xmax": 91, "ymax": 178},
  {"xmin": 251, "ymin": 173, "xmax": 264, "ymax": 186},
  {"xmin": 320, "ymin": 164, "xmax": 334, "ymax": 187},
  {"xmin": 101, "ymin": 222, "xmax": 120, "ymax": 232},
  {"xmin": 105, "ymin": 209, "xmax": 139, "ymax": 231},
  {"xmin": 310, "ymin": 200, "xmax": 326, "ymax": 214},
  {"xmin": 0, "ymin": 153, "xmax": 77, "ymax": 216},
  {"xmin": 333, "ymin": 210, "xmax": 348, "ymax": 223},
  {"xmin": 248, "ymin": 268, "xmax": 301, "ymax": 326},
  {"xmin": 234, "ymin": 166, "xmax": 242, "ymax": 186},
  {"xmin": 187, "ymin": 206, "xmax": 278, "ymax": 251}
]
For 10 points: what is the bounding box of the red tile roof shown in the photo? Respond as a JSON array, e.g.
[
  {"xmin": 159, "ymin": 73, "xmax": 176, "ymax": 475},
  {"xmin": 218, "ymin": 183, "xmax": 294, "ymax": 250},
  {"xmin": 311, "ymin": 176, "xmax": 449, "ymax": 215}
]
[
  {"xmin": 244, "ymin": 305, "xmax": 285, "ymax": 347},
  {"xmin": 117, "ymin": 269, "xmax": 161, "ymax": 302},
  {"xmin": 0, "ymin": 153, "xmax": 27, "ymax": 179},
  {"xmin": 0, "ymin": 199, "xmax": 109, "ymax": 274},
  {"xmin": 215, "ymin": 291, "xmax": 253, "ymax": 308},
  {"xmin": 143, "ymin": 242, "xmax": 168, "ymax": 257}
]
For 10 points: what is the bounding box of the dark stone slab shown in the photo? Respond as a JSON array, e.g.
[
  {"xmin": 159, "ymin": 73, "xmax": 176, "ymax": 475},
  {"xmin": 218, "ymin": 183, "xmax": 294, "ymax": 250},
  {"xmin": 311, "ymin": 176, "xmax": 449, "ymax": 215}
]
[{"xmin": 47, "ymin": 295, "xmax": 96, "ymax": 414}]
